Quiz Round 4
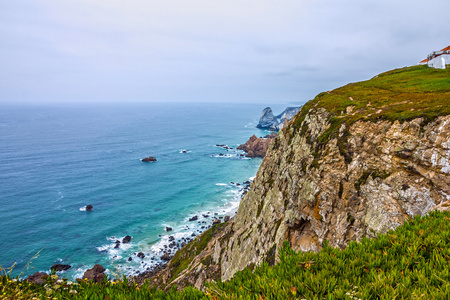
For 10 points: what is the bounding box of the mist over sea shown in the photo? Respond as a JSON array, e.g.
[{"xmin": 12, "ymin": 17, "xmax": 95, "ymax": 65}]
[{"xmin": 0, "ymin": 102, "xmax": 290, "ymax": 279}]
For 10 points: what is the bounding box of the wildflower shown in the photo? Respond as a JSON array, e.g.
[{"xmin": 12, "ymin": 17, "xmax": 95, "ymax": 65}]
[
  {"xmin": 12, "ymin": 279, "xmax": 17, "ymax": 282},
  {"xmin": 67, "ymin": 281, "xmax": 73, "ymax": 285},
  {"xmin": 56, "ymin": 279, "xmax": 63, "ymax": 284}
]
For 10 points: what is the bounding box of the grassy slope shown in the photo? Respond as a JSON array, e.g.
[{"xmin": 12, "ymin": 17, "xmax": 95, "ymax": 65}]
[
  {"xmin": 3, "ymin": 211, "xmax": 450, "ymax": 299},
  {"xmin": 292, "ymin": 65, "xmax": 450, "ymax": 143}
]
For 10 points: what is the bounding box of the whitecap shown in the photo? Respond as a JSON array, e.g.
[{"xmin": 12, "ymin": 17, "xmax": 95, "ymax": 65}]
[
  {"xmin": 215, "ymin": 183, "xmax": 228, "ymax": 186},
  {"xmin": 79, "ymin": 206, "xmax": 87, "ymax": 211}
]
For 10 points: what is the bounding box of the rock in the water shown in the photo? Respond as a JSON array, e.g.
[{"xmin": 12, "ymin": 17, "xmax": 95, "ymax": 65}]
[
  {"xmin": 189, "ymin": 216, "xmax": 198, "ymax": 221},
  {"xmin": 257, "ymin": 107, "xmax": 279, "ymax": 130},
  {"xmin": 50, "ymin": 264, "xmax": 71, "ymax": 272},
  {"xmin": 122, "ymin": 235, "xmax": 132, "ymax": 243},
  {"xmin": 166, "ymin": 227, "xmax": 173, "ymax": 232},
  {"xmin": 256, "ymin": 106, "xmax": 300, "ymax": 131},
  {"xmin": 128, "ymin": 257, "xmax": 133, "ymax": 261},
  {"xmin": 212, "ymin": 219, "xmax": 221, "ymax": 225},
  {"xmin": 237, "ymin": 134, "xmax": 276, "ymax": 158},
  {"xmin": 82, "ymin": 264, "xmax": 106, "ymax": 283},
  {"xmin": 141, "ymin": 156, "xmax": 157, "ymax": 162},
  {"xmin": 137, "ymin": 252, "xmax": 145, "ymax": 259},
  {"xmin": 168, "ymin": 236, "xmax": 175, "ymax": 241},
  {"xmin": 224, "ymin": 215, "xmax": 230, "ymax": 222},
  {"xmin": 26, "ymin": 272, "xmax": 48, "ymax": 285},
  {"xmin": 86, "ymin": 205, "xmax": 93, "ymax": 211},
  {"xmin": 277, "ymin": 107, "xmax": 300, "ymax": 123}
]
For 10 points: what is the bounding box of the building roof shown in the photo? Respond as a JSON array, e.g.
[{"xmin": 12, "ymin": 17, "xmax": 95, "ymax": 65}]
[{"xmin": 418, "ymin": 45, "xmax": 450, "ymax": 63}]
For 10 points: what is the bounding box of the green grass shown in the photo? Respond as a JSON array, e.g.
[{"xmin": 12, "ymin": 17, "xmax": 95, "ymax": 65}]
[
  {"xmin": 291, "ymin": 65, "xmax": 450, "ymax": 144},
  {"xmin": 3, "ymin": 211, "xmax": 450, "ymax": 299},
  {"xmin": 210, "ymin": 210, "xmax": 450, "ymax": 299}
]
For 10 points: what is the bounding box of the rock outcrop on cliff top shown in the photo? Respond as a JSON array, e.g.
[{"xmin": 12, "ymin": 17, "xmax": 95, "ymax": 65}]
[{"xmin": 142, "ymin": 65, "xmax": 450, "ymax": 290}]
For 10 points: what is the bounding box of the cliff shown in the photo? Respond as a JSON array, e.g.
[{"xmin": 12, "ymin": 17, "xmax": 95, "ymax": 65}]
[{"xmin": 142, "ymin": 65, "xmax": 450, "ymax": 290}]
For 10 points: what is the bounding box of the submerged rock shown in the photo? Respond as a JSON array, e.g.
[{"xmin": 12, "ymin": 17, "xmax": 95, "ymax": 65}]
[
  {"xmin": 86, "ymin": 205, "xmax": 93, "ymax": 211},
  {"xmin": 122, "ymin": 235, "xmax": 132, "ymax": 243},
  {"xmin": 142, "ymin": 156, "xmax": 157, "ymax": 162}
]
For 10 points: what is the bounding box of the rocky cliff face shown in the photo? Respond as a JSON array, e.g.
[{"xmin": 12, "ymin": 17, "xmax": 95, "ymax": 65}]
[
  {"xmin": 144, "ymin": 66, "xmax": 450, "ymax": 290},
  {"xmin": 220, "ymin": 110, "xmax": 449, "ymax": 280}
]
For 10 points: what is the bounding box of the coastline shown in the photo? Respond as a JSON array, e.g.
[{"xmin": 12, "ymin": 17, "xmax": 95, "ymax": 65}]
[{"xmin": 0, "ymin": 103, "xmax": 270, "ymax": 281}]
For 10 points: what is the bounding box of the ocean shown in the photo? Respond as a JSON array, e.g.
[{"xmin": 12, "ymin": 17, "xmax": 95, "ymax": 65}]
[{"xmin": 0, "ymin": 102, "xmax": 290, "ymax": 280}]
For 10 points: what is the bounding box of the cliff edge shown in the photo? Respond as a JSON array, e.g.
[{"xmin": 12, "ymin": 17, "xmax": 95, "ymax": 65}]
[{"xmin": 142, "ymin": 65, "xmax": 450, "ymax": 290}]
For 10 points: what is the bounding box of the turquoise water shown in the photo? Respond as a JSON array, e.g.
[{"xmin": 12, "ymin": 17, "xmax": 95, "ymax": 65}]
[{"xmin": 0, "ymin": 102, "xmax": 289, "ymax": 279}]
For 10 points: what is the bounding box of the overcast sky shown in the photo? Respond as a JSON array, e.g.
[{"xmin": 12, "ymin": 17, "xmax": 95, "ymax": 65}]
[{"xmin": 1, "ymin": 0, "xmax": 449, "ymax": 104}]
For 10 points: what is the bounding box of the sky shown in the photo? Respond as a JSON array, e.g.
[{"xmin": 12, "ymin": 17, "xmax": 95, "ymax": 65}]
[{"xmin": 1, "ymin": 0, "xmax": 449, "ymax": 104}]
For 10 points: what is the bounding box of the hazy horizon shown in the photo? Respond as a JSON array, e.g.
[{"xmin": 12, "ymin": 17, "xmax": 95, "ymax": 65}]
[{"xmin": 1, "ymin": 0, "xmax": 449, "ymax": 105}]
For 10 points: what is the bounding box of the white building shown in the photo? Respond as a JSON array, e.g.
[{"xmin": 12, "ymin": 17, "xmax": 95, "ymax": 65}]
[{"xmin": 418, "ymin": 46, "xmax": 450, "ymax": 69}]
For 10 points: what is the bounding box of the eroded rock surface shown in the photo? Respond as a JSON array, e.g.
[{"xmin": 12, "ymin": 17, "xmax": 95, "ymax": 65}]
[
  {"xmin": 149, "ymin": 108, "xmax": 449, "ymax": 290},
  {"xmin": 219, "ymin": 111, "xmax": 450, "ymax": 281},
  {"xmin": 237, "ymin": 133, "xmax": 277, "ymax": 158},
  {"xmin": 82, "ymin": 264, "xmax": 106, "ymax": 283}
]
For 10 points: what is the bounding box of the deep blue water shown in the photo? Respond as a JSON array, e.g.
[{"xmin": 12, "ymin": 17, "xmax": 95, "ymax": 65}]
[{"xmin": 0, "ymin": 102, "xmax": 289, "ymax": 279}]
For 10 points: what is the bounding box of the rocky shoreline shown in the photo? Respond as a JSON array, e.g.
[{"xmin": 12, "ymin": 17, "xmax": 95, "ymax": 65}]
[{"xmin": 25, "ymin": 106, "xmax": 284, "ymax": 284}]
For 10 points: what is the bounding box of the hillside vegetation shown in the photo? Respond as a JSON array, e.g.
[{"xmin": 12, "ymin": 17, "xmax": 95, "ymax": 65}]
[
  {"xmin": 292, "ymin": 65, "xmax": 450, "ymax": 142},
  {"xmin": 2, "ymin": 211, "xmax": 450, "ymax": 299}
]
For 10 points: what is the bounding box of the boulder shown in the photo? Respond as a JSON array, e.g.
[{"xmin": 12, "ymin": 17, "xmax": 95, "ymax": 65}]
[
  {"xmin": 50, "ymin": 264, "xmax": 71, "ymax": 272},
  {"xmin": 168, "ymin": 236, "xmax": 175, "ymax": 241},
  {"xmin": 26, "ymin": 272, "xmax": 48, "ymax": 285},
  {"xmin": 82, "ymin": 264, "xmax": 106, "ymax": 283},
  {"xmin": 224, "ymin": 216, "xmax": 230, "ymax": 222},
  {"xmin": 212, "ymin": 219, "xmax": 221, "ymax": 225},
  {"xmin": 161, "ymin": 253, "xmax": 172, "ymax": 261},
  {"xmin": 122, "ymin": 235, "xmax": 132, "ymax": 243},
  {"xmin": 237, "ymin": 134, "xmax": 276, "ymax": 158},
  {"xmin": 137, "ymin": 252, "xmax": 145, "ymax": 259},
  {"xmin": 189, "ymin": 216, "xmax": 198, "ymax": 221},
  {"xmin": 166, "ymin": 227, "xmax": 173, "ymax": 232},
  {"xmin": 142, "ymin": 156, "xmax": 157, "ymax": 162},
  {"xmin": 86, "ymin": 205, "xmax": 93, "ymax": 211}
]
